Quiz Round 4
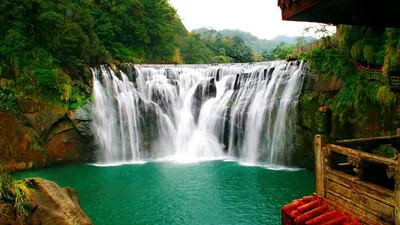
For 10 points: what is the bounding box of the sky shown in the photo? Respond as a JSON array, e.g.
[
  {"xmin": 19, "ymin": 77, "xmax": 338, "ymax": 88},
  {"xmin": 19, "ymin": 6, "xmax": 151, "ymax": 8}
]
[{"xmin": 169, "ymin": 0, "xmax": 335, "ymax": 40}]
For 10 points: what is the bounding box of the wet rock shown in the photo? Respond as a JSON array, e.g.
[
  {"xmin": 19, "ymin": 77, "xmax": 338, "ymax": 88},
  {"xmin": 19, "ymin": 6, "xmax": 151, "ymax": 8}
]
[
  {"xmin": 67, "ymin": 102, "xmax": 96, "ymax": 160},
  {"xmin": 74, "ymin": 122, "xmax": 93, "ymax": 139},
  {"xmin": 138, "ymin": 100, "xmax": 159, "ymax": 156},
  {"xmin": 216, "ymin": 69, "xmax": 221, "ymax": 81},
  {"xmin": 233, "ymin": 74, "xmax": 240, "ymax": 90},
  {"xmin": 222, "ymin": 108, "xmax": 231, "ymax": 152},
  {"xmin": 0, "ymin": 112, "xmax": 48, "ymax": 170},
  {"xmin": 0, "ymin": 97, "xmax": 97, "ymax": 170},
  {"xmin": 23, "ymin": 178, "xmax": 93, "ymax": 225},
  {"xmin": 18, "ymin": 97, "xmax": 67, "ymax": 138},
  {"xmin": 45, "ymin": 128, "xmax": 87, "ymax": 162},
  {"xmin": 24, "ymin": 109, "xmax": 65, "ymax": 138},
  {"xmin": 45, "ymin": 116, "xmax": 95, "ymax": 164},
  {"xmin": 67, "ymin": 101, "xmax": 92, "ymax": 122},
  {"xmin": 168, "ymin": 79, "xmax": 180, "ymax": 94},
  {"xmin": 17, "ymin": 97, "xmax": 45, "ymax": 113},
  {"xmin": 46, "ymin": 119, "xmax": 75, "ymax": 141},
  {"xmin": 166, "ymin": 68, "xmax": 178, "ymax": 80},
  {"xmin": 116, "ymin": 63, "xmax": 137, "ymax": 83},
  {"xmin": 192, "ymin": 77, "xmax": 217, "ymax": 123}
]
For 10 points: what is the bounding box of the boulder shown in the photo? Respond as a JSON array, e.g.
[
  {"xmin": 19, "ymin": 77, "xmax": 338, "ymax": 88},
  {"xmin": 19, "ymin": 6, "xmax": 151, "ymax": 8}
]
[{"xmin": 23, "ymin": 178, "xmax": 93, "ymax": 225}]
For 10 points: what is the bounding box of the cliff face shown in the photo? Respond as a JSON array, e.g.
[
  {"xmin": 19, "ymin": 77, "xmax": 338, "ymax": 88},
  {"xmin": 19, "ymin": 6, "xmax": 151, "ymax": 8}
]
[
  {"xmin": 293, "ymin": 26, "xmax": 400, "ymax": 170},
  {"xmin": 0, "ymin": 97, "xmax": 95, "ymax": 171}
]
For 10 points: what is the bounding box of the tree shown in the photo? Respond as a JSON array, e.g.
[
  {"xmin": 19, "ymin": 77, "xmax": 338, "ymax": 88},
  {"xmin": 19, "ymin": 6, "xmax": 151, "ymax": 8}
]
[
  {"xmin": 271, "ymin": 43, "xmax": 294, "ymax": 60},
  {"xmin": 224, "ymin": 36, "xmax": 253, "ymax": 62},
  {"xmin": 261, "ymin": 49, "xmax": 273, "ymax": 61},
  {"xmin": 180, "ymin": 34, "xmax": 213, "ymax": 64},
  {"xmin": 252, "ymin": 51, "xmax": 264, "ymax": 62},
  {"xmin": 295, "ymin": 37, "xmax": 307, "ymax": 48}
]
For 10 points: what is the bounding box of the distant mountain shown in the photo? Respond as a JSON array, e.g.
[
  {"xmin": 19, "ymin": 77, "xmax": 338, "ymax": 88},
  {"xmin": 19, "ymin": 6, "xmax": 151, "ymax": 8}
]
[
  {"xmin": 193, "ymin": 28, "xmax": 317, "ymax": 52},
  {"xmin": 273, "ymin": 35, "xmax": 316, "ymax": 45}
]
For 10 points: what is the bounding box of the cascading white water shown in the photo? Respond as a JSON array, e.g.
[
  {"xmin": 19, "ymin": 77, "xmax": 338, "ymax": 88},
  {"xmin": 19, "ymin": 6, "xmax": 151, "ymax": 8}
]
[{"xmin": 92, "ymin": 61, "xmax": 306, "ymax": 165}]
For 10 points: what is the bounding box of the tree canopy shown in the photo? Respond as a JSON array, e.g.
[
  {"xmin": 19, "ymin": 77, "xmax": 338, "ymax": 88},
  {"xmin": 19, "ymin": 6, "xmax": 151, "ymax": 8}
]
[{"xmin": 0, "ymin": 0, "xmax": 303, "ymax": 110}]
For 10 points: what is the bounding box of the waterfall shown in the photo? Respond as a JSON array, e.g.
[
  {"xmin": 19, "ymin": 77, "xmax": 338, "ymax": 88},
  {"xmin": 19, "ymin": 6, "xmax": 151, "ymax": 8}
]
[{"xmin": 91, "ymin": 61, "xmax": 306, "ymax": 165}]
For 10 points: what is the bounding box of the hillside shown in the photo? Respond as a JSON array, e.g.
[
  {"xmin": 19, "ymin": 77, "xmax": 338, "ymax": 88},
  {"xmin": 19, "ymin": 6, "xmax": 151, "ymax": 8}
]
[{"xmin": 193, "ymin": 28, "xmax": 316, "ymax": 51}]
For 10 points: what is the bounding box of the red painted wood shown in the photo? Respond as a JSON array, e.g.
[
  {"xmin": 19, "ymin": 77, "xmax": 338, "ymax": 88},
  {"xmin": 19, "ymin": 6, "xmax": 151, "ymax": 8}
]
[
  {"xmin": 281, "ymin": 0, "xmax": 321, "ymax": 19},
  {"xmin": 294, "ymin": 205, "xmax": 329, "ymax": 225},
  {"xmin": 281, "ymin": 196, "xmax": 362, "ymax": 225}
]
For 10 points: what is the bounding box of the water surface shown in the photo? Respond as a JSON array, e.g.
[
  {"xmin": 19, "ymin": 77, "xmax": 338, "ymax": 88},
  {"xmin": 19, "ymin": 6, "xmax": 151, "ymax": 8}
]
[{"xmin": 16, "ymin": 161, "xmax": 314, "ymax": 225}]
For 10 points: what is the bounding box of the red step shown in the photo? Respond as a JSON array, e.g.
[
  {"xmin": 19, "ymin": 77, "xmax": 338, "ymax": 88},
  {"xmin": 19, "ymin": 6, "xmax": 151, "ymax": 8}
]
[{"xmin": 282, "ymin": 195, "xmax": 361, "ymax": 225}]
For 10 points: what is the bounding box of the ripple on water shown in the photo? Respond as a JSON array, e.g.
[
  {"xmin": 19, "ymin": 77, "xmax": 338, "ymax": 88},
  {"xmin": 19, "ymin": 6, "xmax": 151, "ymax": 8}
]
[{"xmin": 15, "ymin": 160, "xmax": 314, "ymax": 225}]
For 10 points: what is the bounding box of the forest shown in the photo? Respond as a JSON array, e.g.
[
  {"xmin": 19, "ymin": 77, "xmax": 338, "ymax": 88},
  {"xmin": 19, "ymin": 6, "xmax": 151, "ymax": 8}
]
[{"xmin": 0, "ymin": 0, "xmax": 300, "ymax": 113}]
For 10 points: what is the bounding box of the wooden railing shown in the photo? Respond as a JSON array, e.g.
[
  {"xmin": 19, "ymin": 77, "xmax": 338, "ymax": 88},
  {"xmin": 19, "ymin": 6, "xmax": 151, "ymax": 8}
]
[{"xmin": 315, "ymin": 135, "xmax": 400, "ymax": 225}]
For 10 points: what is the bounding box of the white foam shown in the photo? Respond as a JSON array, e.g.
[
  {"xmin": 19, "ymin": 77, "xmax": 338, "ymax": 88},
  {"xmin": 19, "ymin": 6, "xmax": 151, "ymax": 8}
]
[
  {"xmin": 90, "ymin": 160, "xmax": 147, "ymax": 167},
  {"xmin": 238, "ymin": 161, "xmax": 303, "ymax": 171}
]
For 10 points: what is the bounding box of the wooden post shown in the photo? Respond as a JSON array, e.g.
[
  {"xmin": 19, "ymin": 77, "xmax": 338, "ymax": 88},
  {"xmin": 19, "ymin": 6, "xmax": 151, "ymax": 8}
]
[
  {"xmin": 397, "ymin": 128, "xmax": 400, "ymax": 136},
  {"xmin": 314, "ymin": 134, "xmax": 328, "ymax": 198},
  {"xmin": 394, "ymin": 154, "xmax": 400, "ymax": 225}
]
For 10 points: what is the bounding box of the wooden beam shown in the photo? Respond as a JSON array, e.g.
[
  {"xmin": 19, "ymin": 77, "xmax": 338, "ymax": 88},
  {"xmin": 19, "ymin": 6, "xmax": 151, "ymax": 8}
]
[
  {"xmin": 335, "ymin": 136, "xmax": 400, "ymax": 145},
  {"xmin": 326, "ymin": 144, "xmax": 398, "ymax": 166}
]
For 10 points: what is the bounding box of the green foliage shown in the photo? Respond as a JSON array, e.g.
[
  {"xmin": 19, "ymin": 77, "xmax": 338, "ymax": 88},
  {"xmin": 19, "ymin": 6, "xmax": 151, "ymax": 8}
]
[
  {"xmin": 332, "ymin": 72, "xmax": 391, "ymax": 127},
  {"xmin": 299, "ymin": 92, "xmax": 329, "ymax": 129},
  {"xmin": 211, "ymin": 55, "xmax": 232, "ymax": 64},
  {"xmin": 35, "ymin": 69, "xmax": 60, "ymax": 94},
  {"xmin": 225, "ymin": 36, "xmax": 254, "ymax": 62},
  {"xmin": 308, "ymin": 47, "xmax": 355, "ymax": 78},
  {"xmin": 180, "ymin": 33, "xmax": 254, "ymax": 64},
  {"xmin": 0, "ymin": 79, "xmax": 19, "ymax": 113},
  {"xmin": 0, "ymin": 166, "xmax": 30, "ymax": 224},
  {"xmin": 195, "ymin": 27, "xmax": 316, "ymax": 52},
  {"xmin": 324, "ymin": 98, "xmax": 334, "ymax": 106},
  {"xmin": 180, "ymin": 34, "xmax": 213, "ymax": 64},
  {"xmin": 294, "ymin": 37, "xmax": 307, "ymax": 48},
  {"xmin": 261, "ymin": 43, "xmax": 294, "ymax": 60},
  {"xmin": 0, "ymin": 89, "xmax": 18, "ymax": 113},
  {"xmin": 376, "ymin": 85, "xmax": 396, "ymax": 107},
  {"xmin": 372, "ymin": 144, "xmax": 396, "ymax": 158},
  {"xmin": 12, "ymin": 182, "xmax": 30, "ymax": 224},
  {"xmin": 306, "ymin": 26, "xmax": 400, "ymax": 137},
  {"xmin": 0, "ymin": 166, "xmax": 13, "ymax": 197},
  {"xmin": 0, "ymin": 0, "xmax": 186, "ymax": 105},
  {"xmin": 68, "ymin": 86, "xmax": 87, "ymax": 110},
  {"xmin": 338, "ymin": 25, "xmax": 386, "ymax": 67}
]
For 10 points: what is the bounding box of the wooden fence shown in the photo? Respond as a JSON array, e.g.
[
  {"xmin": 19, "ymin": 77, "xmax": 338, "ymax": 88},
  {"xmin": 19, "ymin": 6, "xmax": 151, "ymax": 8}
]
[{"xmin": 315, "ymin": 134, "xmax": 400, "ymax": 224}]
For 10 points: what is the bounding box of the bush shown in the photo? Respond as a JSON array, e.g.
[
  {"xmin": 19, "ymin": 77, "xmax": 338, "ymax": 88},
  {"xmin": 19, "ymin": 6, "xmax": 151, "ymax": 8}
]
[
  {"xmin": 35, "ymin": 68, "xmax": 60, "ymax": 94},
  {"xmin": 0, "ymin": 88, "xmax": 19, "ymax": 113},
  {"xmin": 68, "ymin": 86, "xmax": 87, "ymax": 110},
  {"xmin": 0, "ymin": 166, "xmax": 30, "ymax": 224},
  {"xmin": 372, "ymin": 144, "xmax": 396, "ymax": 158}
]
